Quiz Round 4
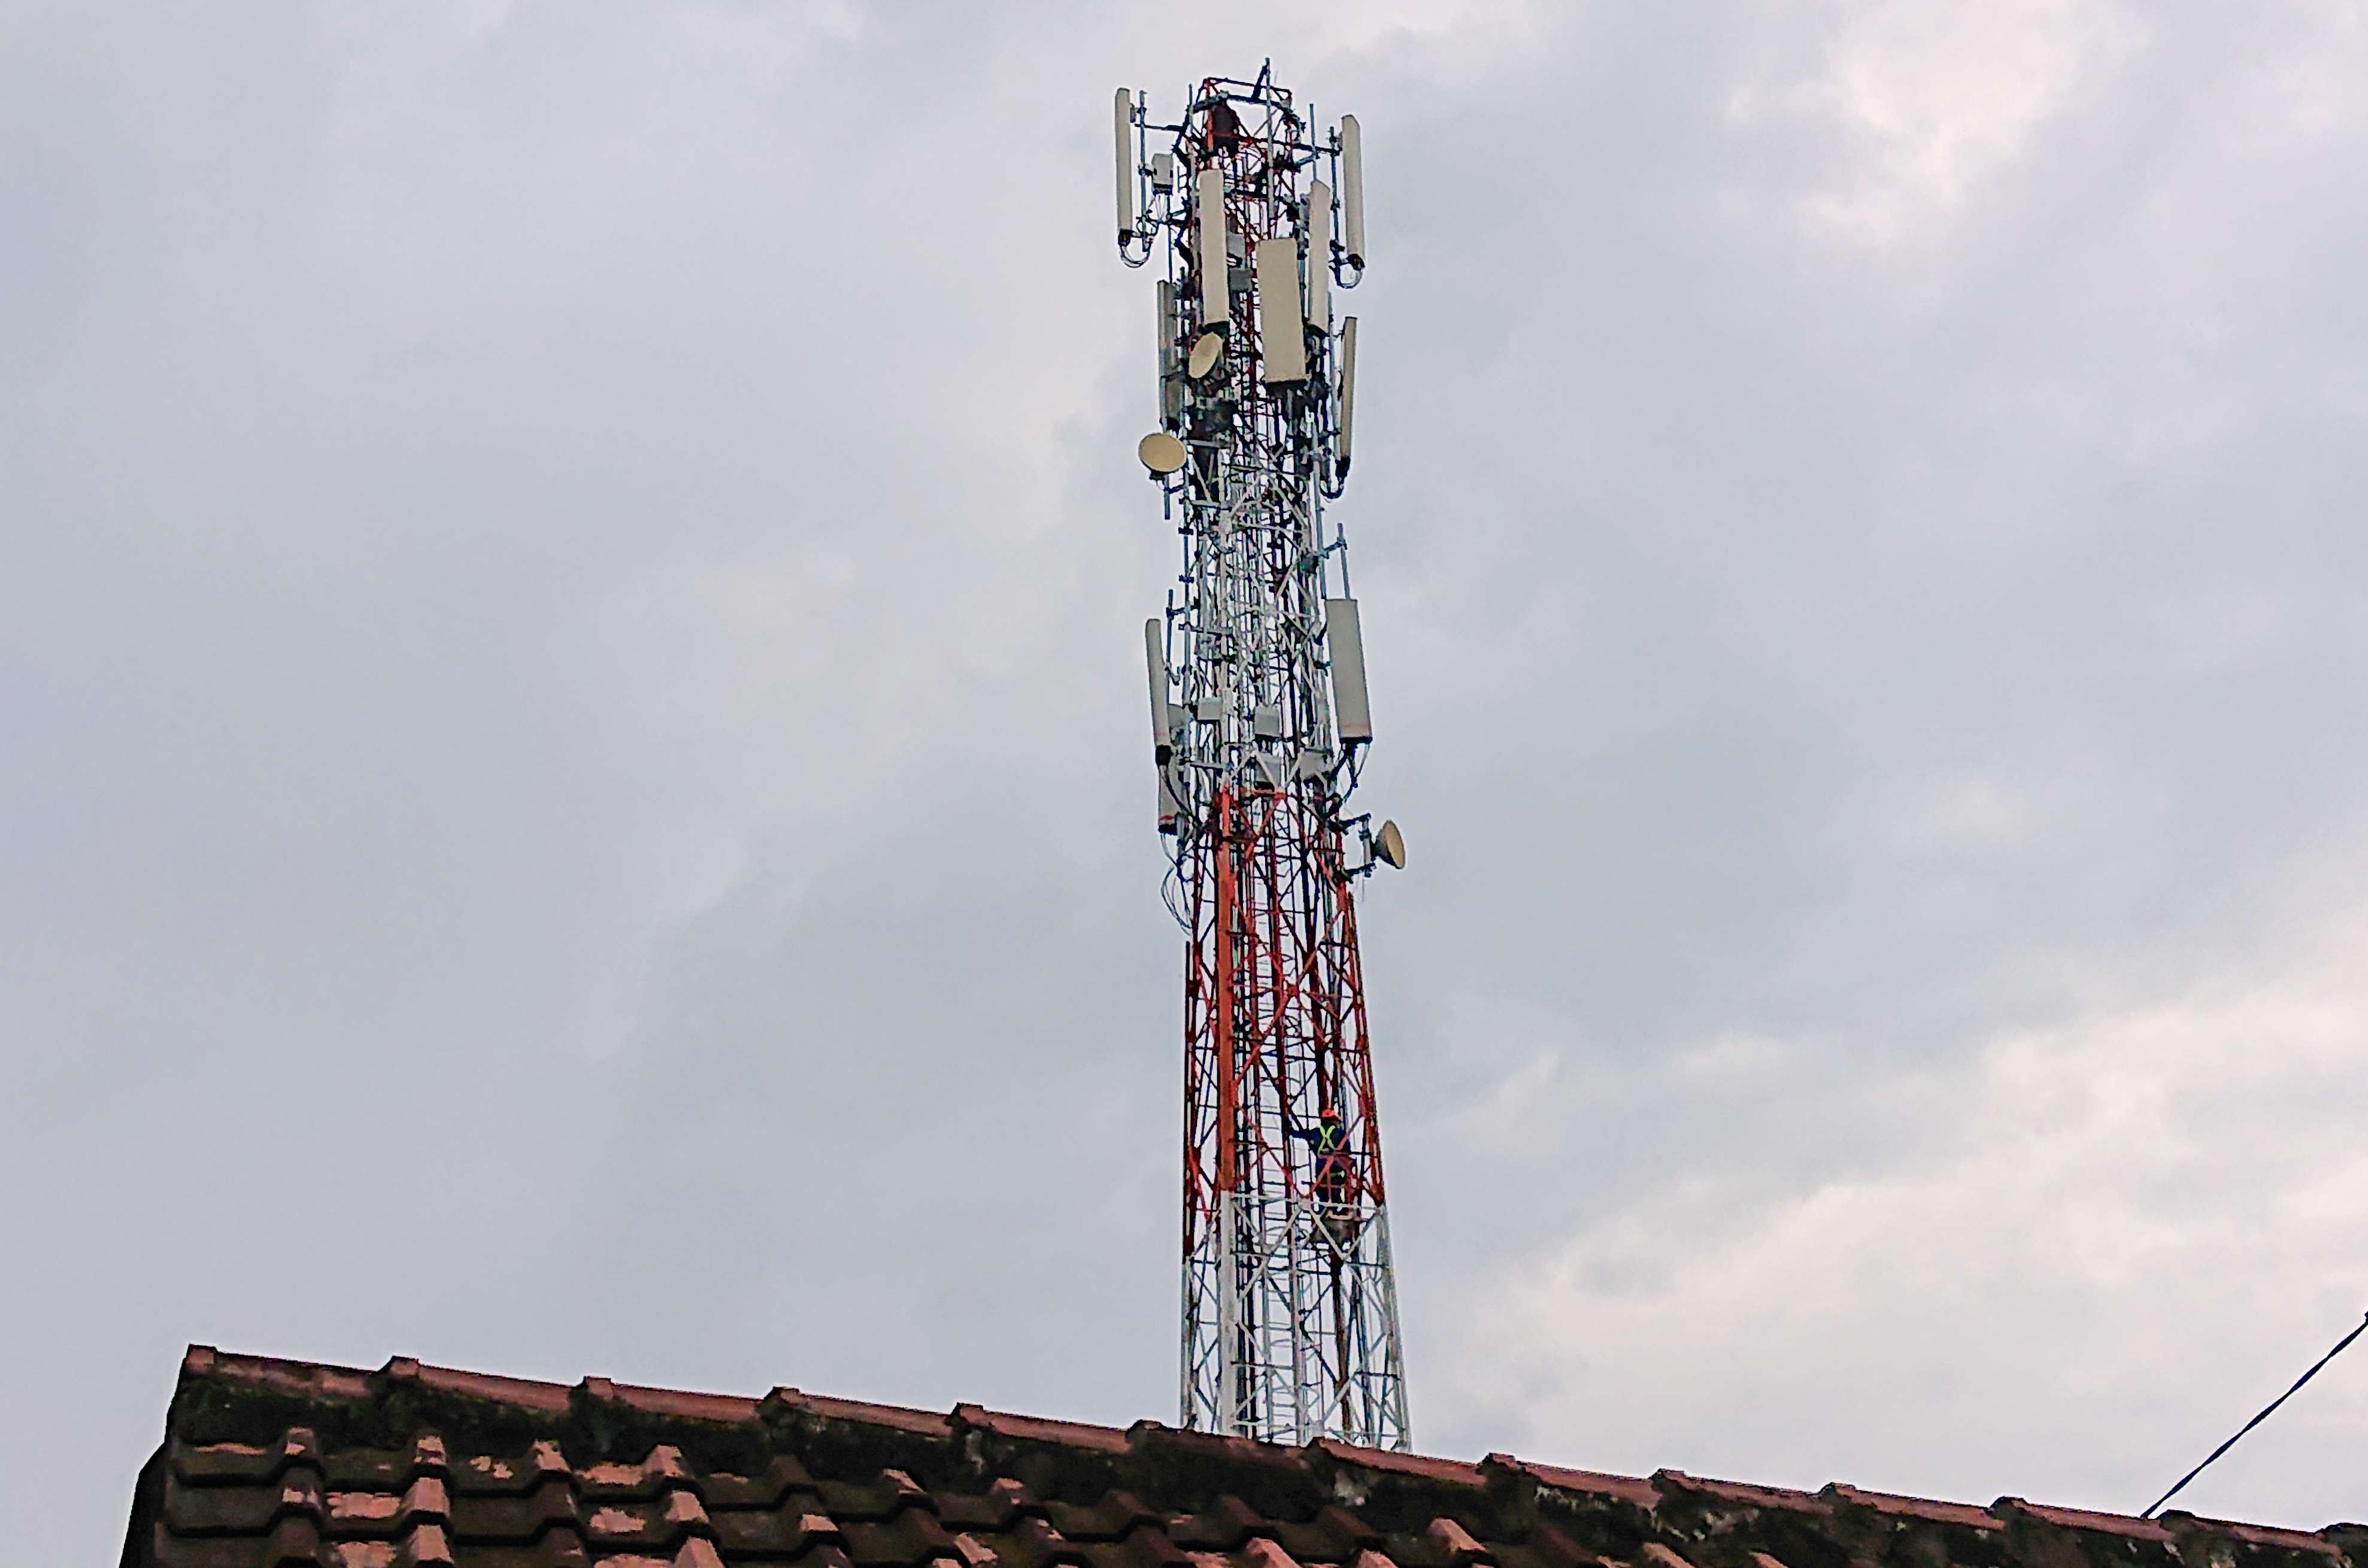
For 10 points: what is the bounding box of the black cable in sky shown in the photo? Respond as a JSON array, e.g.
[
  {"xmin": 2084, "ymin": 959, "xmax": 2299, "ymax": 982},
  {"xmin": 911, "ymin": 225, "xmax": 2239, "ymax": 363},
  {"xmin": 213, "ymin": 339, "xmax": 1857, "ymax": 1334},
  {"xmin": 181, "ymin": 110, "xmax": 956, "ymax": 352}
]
[{"xmin": 2140, "ymin": 1309, "xmax": 2368, "ymax": 1519}]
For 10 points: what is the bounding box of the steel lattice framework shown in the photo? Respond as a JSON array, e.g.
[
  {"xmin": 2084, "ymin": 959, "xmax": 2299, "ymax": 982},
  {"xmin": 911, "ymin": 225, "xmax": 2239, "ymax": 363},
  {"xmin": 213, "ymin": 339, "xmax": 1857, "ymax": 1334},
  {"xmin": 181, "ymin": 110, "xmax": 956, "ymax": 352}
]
[{"xmin": 1114, "ymin": 66, "xmax": 1410, "ymax": 1451}]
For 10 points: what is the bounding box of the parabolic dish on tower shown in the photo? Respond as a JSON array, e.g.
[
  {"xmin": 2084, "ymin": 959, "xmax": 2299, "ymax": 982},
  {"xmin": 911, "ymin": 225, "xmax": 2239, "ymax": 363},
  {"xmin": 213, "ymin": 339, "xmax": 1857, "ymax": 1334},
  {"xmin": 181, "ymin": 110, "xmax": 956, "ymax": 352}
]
[
  {"xmin": 1186, "ymin": 332, "xmax": 1224, "ymax": 380},
  {"xmin": 1137, "ymin": 431, "xmax": 1188, "ymax": 474}
]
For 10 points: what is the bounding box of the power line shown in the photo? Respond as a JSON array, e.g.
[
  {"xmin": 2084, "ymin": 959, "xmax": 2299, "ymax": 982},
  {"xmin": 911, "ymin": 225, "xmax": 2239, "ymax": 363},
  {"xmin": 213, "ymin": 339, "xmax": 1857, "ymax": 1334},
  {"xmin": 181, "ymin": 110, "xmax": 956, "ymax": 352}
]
[{"xmin": 2141, "ymin": 1309, "xmax": 2368, "ymax": 1519}]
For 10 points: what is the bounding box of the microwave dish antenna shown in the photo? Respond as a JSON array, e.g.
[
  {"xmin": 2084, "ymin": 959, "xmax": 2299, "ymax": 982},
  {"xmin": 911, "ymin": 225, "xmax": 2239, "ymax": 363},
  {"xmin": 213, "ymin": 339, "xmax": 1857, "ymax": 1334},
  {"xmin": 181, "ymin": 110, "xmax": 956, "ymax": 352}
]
[{"xmin": 1138, "ymin": 431, "xmax": 1189, "ymax": 474}]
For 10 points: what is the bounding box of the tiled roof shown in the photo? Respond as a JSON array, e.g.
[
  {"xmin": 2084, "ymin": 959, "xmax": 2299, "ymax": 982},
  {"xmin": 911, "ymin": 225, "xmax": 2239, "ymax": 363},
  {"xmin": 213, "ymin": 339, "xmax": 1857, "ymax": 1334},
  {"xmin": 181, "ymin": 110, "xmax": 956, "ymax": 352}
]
[{"xmin": 123, "ymin": 1346, "xmax": 2364, "ymax": 1568}]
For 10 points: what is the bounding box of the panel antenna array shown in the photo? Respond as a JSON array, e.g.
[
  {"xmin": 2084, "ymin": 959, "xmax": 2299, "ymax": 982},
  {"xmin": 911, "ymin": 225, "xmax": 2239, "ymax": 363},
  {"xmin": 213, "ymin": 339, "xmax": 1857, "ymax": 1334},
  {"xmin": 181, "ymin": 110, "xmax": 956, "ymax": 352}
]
[{"xmin": 1113, "ymin": 65, "xmax": 1411, "ymax": 1451}]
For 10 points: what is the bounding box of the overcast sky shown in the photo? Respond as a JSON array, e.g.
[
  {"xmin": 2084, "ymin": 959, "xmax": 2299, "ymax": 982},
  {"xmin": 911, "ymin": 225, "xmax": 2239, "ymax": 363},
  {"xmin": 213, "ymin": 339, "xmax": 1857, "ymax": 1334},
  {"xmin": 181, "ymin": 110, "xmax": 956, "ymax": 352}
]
[{"xmin": 10, "ymin": 1, "xmax": 2368, "ymax": 1558}]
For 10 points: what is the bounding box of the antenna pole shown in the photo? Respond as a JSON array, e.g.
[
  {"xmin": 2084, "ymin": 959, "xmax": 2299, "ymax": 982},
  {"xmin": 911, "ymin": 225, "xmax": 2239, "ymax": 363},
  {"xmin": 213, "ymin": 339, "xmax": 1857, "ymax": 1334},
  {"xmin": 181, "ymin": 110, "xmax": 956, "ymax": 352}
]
[{"xmin": 1115, "ymin": 70, "xmax": 1411, "ymax": 1451}]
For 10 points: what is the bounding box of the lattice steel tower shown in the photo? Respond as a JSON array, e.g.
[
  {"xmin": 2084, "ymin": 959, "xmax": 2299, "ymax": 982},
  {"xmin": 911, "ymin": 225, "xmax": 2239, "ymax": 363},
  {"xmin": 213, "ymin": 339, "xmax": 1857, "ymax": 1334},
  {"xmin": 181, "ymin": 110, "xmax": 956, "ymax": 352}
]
[{"xmin": 1112, "ymin": 66, "xmax": 1411, "ymax": 1451}]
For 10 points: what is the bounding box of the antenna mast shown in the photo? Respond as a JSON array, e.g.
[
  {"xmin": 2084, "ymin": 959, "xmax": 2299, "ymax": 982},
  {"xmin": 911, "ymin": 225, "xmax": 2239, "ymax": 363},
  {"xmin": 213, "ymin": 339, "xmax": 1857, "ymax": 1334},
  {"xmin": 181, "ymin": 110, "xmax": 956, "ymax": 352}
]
[{"xmin": 1114, "ymin": 68, "xmax": 1411, "ymax": 1451}]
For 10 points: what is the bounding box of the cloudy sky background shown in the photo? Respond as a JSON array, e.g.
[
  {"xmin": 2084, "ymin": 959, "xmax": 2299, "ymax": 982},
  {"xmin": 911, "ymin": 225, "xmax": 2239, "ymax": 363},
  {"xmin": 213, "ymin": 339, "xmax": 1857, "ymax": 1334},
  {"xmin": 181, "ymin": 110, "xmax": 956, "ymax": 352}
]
[{"xmin": 10, "ymin": 1, "xmax": 2368, "ymax": 1557}]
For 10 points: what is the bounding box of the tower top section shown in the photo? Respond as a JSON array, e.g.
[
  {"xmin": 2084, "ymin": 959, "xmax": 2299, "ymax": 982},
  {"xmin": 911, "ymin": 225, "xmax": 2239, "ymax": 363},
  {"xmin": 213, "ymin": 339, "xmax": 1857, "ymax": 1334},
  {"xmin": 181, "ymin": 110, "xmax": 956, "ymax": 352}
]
[
  {"xmin": 1115, "ymin": 65, "xmax": 1365, "ymax": 274},
  {"xmin": 1115, "ymin": 66, "xmax": 1366, "ymax": 496}
]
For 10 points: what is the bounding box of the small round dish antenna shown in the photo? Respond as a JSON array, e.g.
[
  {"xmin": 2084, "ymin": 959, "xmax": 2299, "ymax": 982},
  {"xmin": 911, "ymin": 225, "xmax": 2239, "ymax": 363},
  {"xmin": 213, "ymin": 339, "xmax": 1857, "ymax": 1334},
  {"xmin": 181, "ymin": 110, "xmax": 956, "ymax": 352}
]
[
  {"xmin": 1138, "ymin": 431, "xmax": 1188, "ymax": 474},
  {"xmin": 1374, "ymin": 820, "xmax": 1406, "ymax": 869},
  {"xmin": 1187, "ymin": 333, "xmax": 1224, "ymax": 380}
]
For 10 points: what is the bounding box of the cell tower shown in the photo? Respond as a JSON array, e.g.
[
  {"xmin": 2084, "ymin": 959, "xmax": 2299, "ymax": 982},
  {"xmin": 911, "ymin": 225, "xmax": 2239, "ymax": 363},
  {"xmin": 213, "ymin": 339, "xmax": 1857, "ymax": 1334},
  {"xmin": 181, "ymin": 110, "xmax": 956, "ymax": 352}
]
[{"xmin": 1112, "ymin": 66, "xmax": 1412, "ymax": 1451}]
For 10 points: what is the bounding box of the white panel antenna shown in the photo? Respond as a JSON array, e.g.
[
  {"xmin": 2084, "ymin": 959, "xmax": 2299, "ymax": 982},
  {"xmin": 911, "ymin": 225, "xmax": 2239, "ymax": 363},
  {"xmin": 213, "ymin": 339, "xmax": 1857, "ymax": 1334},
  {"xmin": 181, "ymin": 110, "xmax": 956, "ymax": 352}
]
[
  {"xmin": 1305, "ymin": 181, "xmax": 1332, "ymax": 329},
  {"xmin": 1195, "ymin": 168, "xmax": 1227, "ymax": 326},
  {"xmin": 1156, "ymin": 278, "xmax": 1178, "ymax": 426},
  {"xmin": 1339, "ymin": 114, "xmax": 1366, "ymax": 269},
  {"xmin": 1254, "ymin": 238, "xmax": 1306, "ymax": 383},
  {"xmin": 1114, "ymin": 89, "xmax": 1136, "ymax": 244},
  {"xmin": 1325, "ymin": 596, "xmax": 1373, "ymax": 744},
  {"xmin": 1336, "ymin": 316, "xmax": 1358, "ymax": 477},
  {"xmin": 1145, "ymin": 618, "xmax": 1177, "ymax": 760}
]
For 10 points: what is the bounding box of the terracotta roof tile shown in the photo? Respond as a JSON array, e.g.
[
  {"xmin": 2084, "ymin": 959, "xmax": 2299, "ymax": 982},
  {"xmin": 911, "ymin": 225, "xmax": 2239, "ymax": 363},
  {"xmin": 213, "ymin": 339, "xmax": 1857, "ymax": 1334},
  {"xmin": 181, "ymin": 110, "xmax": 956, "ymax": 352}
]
[
  {"xmin": 123, "ymin": 1346, "xmax": 2361, "ymax": 1568},
  {"xmin": 1482, "ymin": 1455, "xmax": 1657, "ymax": 1512},
  {"xmin": 1316, "ymin": 1442, "xmax": 1487, "ymax": 1488},
  {"xmin": 1427, "ymin": 1516, "xmax": 1492, "ymax": 1563},
  {"xmin": 2159, "ymin": 1514, "xmax": 2344, "ymax": 1557},
  {"xmin": 1997, "ymin": 1499, "xmax": 2175, "ymax": 1542},
  {"xmin": 1654, "ymin": 1472, "xmax": 1828, "ymax": 1516},
  {"xmin": 1048, "ymin": 1491, "xmax": 1161, "ymax": 1540},
  {"xmin": 1312, "ymin": 1503, "xmax": 1385, "ymax": 1549},
  {"xmin": 768, "ymin": 1387, "xmax": 957, "ymax": 1439},
  {"xmin": 1518, "ymin": 1520, "xmax": 1607, "ymax": 1568},
  {"xmin": 408, "ymin": 1364, "xmax": 571, "ymax": 1415},
  {"xmin": 959, "ymin": 1405, "xmax": 1134, "ymax": 1454},
  {"xmin": 1823, "ymin": 1484, "xmax": 1998, "ymax": 1531},
  {"xmin": 1177, "ymin": 1496, "xmax": 1275, "ymax": 1552}
]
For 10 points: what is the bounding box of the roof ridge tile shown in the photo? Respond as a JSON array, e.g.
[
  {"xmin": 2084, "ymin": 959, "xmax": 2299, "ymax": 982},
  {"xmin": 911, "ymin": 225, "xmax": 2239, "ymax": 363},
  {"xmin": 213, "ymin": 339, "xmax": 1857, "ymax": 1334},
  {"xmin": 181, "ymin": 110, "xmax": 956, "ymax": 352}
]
[
  {"xmin": 1653, "ymin": 1471, "xmax": 1829, "ymax": 1515},
  {"xmin": 1315, "ymin": 1440, "xmax": 1487, "ymax": 1488},
  {"xmin": 1994, "ymin": 1497, "xmax": 2173, "ymax": 1542},
  {"xmin": 1481, "ymin": 1455, "xmax": 1656, "ymax": 1512},
  {"xmin": 1144, "ymin": 1426, "xmax": 1312, "ymax": 1473},
  {"xmin": 2156, "ymin": 1511, "xmax": 2343, "ymax": 1556},
  {"xmin": 954, "ymin": 1402, "xmax": 1133, "ymax": 1454},
  {"xmin": 765, "ymin": 1386, "xmax": 956, "ymax": 1438},
  {"xmin": 1821, "ymin": 1482, "xmax": 1997, "ymax": 1531}
]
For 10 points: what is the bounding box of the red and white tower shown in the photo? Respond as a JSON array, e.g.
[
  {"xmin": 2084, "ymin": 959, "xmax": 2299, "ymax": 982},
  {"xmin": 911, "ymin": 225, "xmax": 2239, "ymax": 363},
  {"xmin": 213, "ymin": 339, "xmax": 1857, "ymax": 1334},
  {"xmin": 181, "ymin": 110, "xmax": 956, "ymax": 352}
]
[{"xmin": 1115, "ymin": 66, "xmax": 1411, "ymax": 1450}]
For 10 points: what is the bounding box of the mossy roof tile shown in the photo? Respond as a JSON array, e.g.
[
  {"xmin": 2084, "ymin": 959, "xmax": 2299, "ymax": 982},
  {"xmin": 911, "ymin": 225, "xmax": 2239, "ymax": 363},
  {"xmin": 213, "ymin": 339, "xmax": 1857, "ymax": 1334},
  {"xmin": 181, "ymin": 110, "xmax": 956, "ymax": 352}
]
[{"xmin": 122, "ymin": 1348, "xmax": 2357, "ymax": 1568}]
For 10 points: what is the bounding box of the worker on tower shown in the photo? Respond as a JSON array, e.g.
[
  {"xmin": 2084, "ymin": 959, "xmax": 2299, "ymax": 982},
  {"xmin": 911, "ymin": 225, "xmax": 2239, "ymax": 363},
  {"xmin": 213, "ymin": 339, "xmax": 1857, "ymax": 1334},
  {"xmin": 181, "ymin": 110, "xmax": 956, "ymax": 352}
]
[{"xmin": 1290, "ymin": 1105, "xmax": 1355, "ymax": 1208}]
